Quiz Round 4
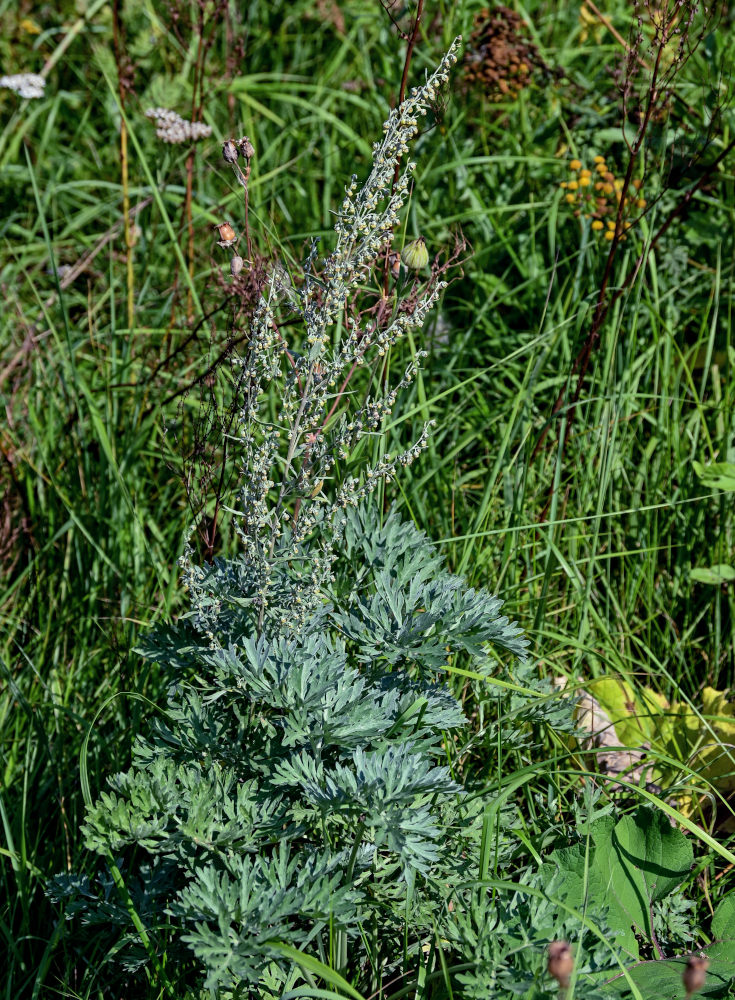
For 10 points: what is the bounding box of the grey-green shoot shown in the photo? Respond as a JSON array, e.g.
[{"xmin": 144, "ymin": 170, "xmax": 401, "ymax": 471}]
[{"xmin": 181, "ymin": 38, "xmax": 462, "ymax": 639}]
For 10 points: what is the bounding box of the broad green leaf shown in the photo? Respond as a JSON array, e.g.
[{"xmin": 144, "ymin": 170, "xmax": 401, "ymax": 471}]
[
  {"xmin": 692, "ymin": 460, "xmax": 735, "ymax": 492},
  {"xmin": 613, "ymin": 954, "xmax": 734, "ymax": 1000},
  {"xmin": 610, "ymin": 895, "xmax": 735, "ymax": 998},
  {"xmin": 712, "ymin": 894, "xmax": 735, "ymax": 939},
  {"xmin": 543, "ymin": 807, "xmax": 693, "ymax": 960},
  {"xmin": 690, "ymin": 565, "xmax": 735, "ymax": 585},
  {"xmin": 588, "ymin": 681, "xmax": 735, "ymax": 806},
  {"xmin": 594, "ymin": 124, "xmax": 640, "ymax": 146},
  {"xmin": 585, "ymin": 677, "xmax": 670, "ymax": 747}
]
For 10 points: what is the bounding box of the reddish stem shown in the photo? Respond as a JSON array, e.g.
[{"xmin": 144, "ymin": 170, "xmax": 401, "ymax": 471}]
[{"xmin": 382, "ymin": 0, "xmax": 425, "ymax": 299}]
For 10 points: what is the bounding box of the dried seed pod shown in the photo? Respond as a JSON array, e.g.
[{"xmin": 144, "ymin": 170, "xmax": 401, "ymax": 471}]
[
  {"xmin": 215, "ymin": 222, "xmax": 237, "ymax": 247},
  {"xmin": 548, "ymin": 941, "xmax": 573, "ymax": 990},
  {"xmin": 230, "ymin": 255, "xmax": 244, "ymax": 277},
  {"xmin": 222, "ymin": 139, "xmax": 239, "ymax": 163},
  {"xmin": 683, "ymin": 956, "xmax": 709, "ymax": 999},
  {"xmin": 236, "ymin": 136, "xmax": 255, "ymax": 160},
  {"xmin": 387, "ymin": 251, "xmax": 401, "ymax": 280}
]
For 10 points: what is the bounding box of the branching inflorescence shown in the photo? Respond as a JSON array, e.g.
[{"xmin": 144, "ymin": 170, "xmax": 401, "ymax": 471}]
[{"xmin": 183, "ymin": 38, "xmax": 461, "ymax": 640}]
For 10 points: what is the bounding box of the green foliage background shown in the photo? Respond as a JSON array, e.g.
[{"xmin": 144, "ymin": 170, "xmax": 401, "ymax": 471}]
[{"xmin": 1, "ymin": 0, "xmax": 735, "ymax": 996}]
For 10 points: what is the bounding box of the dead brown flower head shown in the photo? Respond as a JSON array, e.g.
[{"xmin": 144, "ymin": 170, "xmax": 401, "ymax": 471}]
[
  {"xmin": 683, "ymin": 956, "xmax": 709, "ymax": 999},
  {"xmin": 548, "ymin": 940, "xmax": 574, "ymax": 990}
]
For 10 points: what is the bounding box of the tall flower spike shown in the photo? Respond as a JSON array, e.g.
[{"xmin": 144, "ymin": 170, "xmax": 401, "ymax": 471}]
[{"xmin": 181, "ymin": 39, "xmax": 462, "ymax": 639}]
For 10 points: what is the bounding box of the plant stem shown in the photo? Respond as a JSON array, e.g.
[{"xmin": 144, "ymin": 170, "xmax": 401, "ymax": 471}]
[
  {"xmin": 111, "ymin": 0, "xmax": 134, "ymax": 336},
  {"xmin": 382, "ymin": 0, "xmax": 425, "ymax": 299}
]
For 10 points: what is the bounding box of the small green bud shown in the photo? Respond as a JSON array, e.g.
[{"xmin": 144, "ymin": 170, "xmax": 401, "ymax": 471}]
[{"xmin": 401, "ymin": 236, "xmax": 429, "ymax": 270}]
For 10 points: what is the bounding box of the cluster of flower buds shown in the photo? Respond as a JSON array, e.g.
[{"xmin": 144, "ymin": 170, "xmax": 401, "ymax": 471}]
[
  {"xmin": 222, "ymin": 136, "xmax": 255, "ymax": 163},
  {"xmin": 560, "ymin": 155, "xmax": 646, "ymax": 240},
  {"xmin": 221, "ymin": 137, "xmax": 256, "ymax": 278},
  {"xmin": 0, "ymin": 72, "xmax": 45, "ymax": 99},
  {"xmin": 213, "ymin": 221, "xmax": 244, "ymax": 277},
  {"xmin": 145, "ymin": 108, "xmax": 212, "ymax": 144}
]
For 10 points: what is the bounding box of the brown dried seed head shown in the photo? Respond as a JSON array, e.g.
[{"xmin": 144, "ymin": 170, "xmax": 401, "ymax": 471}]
[
  {"xmin": 237, "ymin": 136, "xmax": 255, "ymax": 160},
  {"xmin": 683, "ymin": 956, "xmax": 709, "ymax": 999},
  {"xmin": 387, "ymin": 251, "xmax": 401, "ymax": 279},
  {"xmin": 548, "ymin": 941, "xmax": 574, "ymax": 989},
  {"xmin": 215, "ymin": 222, "xmax": 237, "ymax": 246},
  {"xmin": 230, "ymin": 255, "xmax": 244, "ymax": 277},
  {"xmin": 222, "ymin": 139, "xmax": 239, "ymax": 163}
]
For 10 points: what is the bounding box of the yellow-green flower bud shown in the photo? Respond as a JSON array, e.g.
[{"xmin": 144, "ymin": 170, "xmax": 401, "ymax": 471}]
[{"xmin": 401, "ymin": 236, "xmax": 429, "ymax": 270}]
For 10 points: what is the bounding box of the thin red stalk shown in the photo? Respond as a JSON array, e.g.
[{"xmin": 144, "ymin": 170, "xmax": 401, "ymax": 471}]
[
  {"xmin": 382, "ymin": 0, "xmax": 425, "ymax": 299},
  {"xmin": 111, "ymin": 0, "xmax": 134, "ymax": 335},
  {"xmin": 532, "ymin": 34, "xmax": 667, "ymax": 467},
  {"xmin": 184, "ymin": 18, "xmax": 206, "ymax": 324}
]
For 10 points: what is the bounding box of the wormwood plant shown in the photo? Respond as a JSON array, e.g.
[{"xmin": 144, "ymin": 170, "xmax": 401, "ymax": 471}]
[{"xmin": 50, "ymin": 41, "xmax": 537, "ymax": 997}]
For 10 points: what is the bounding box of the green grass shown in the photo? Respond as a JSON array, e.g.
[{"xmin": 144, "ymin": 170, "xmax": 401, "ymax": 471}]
[{"xmin": 2, "ymin": 0, "xmax": 735, "ymax": 995}]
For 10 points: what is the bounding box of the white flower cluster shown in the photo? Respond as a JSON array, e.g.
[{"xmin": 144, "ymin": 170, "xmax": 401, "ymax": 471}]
[
  {"xmin": 145, "ymin": 107, "xmax": 212, "ymax": 144},
  {"xmin": 182, "ymin": 39, "xmax": 461, "ymax": 639},
  {"xmin": 0, "ymin": 73, "xmax": 45, "ymax": 99}
]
